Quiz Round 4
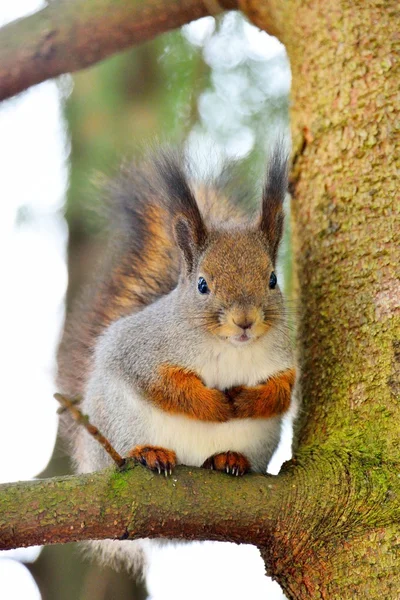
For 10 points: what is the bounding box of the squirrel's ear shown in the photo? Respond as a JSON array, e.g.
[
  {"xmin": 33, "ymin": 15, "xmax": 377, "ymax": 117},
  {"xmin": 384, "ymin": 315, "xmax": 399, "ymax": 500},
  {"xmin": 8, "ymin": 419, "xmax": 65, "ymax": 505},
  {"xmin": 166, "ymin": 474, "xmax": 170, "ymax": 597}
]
[
  {"xmin": 153, "ymin": 148, "xmax": 207, "ymax": 274},
  {"xmin": 259, "ymin": 143, "xmax": 289, "ymax": 264},
  {"xmin": 173, "ymin": 216, "xmax": 203, "ymax": 275}
]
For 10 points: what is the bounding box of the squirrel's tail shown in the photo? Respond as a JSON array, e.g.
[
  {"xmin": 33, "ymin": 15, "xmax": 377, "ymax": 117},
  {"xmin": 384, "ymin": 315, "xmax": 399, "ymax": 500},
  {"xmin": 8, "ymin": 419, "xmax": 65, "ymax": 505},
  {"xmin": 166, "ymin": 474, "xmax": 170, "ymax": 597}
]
[{"xmin": 57, "ymin": 151, "xmax": 244, "ymax": 397}]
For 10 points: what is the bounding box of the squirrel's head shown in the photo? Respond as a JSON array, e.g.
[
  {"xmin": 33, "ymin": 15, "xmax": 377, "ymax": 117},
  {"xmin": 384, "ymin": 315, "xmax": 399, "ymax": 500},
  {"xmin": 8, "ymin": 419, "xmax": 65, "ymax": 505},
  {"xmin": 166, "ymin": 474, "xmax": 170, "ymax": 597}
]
[{"xmin": 154, "ymin": 145, "xmax": 288, "ymax": 346}]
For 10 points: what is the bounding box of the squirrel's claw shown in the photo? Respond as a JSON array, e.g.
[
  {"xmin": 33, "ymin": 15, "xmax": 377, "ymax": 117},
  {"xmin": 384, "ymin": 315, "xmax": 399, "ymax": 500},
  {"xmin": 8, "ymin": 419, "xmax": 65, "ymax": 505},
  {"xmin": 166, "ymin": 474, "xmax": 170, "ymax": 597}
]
[
  {"xmin": 202, "ymin": 451, "xmax": 250, "ymax": 477},
  {"xmin": 128, "ymin": 445, "xmax": 177, "ymax": 476}
]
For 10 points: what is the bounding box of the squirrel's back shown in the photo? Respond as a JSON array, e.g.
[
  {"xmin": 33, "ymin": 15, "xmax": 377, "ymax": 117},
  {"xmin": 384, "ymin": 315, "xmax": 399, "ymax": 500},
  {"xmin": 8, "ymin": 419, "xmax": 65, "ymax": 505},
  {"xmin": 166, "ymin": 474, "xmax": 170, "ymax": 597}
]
[{"xmin": 57, "ymin": 151, "xmax": 246, "ymax": 397}]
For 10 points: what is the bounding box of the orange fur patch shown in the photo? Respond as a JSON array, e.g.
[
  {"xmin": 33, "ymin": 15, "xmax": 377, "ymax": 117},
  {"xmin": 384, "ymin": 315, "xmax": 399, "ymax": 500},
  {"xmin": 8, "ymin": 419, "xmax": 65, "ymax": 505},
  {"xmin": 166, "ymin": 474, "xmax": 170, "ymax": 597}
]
[
  {"xmin": 227, "ymin": 368, "xmax": 296, "ymax": 419},
  {"xmin": 148, "ymin": 364, "xmax": 232, "ymax": 422},
  {"xmin": 202, "ymin": 451, "xmax": 250, "ymax": 476},
  {"xmin": 129, "ymin": 445, "xmax": 176, "ymax": 475}
]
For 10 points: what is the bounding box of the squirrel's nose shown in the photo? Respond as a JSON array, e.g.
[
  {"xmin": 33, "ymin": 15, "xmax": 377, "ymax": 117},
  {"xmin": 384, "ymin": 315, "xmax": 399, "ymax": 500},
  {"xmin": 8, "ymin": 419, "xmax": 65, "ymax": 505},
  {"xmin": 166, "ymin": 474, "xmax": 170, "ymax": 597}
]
[{"xmin": 233, "ymin": 319, "xmax": 254, "ymax": 331}]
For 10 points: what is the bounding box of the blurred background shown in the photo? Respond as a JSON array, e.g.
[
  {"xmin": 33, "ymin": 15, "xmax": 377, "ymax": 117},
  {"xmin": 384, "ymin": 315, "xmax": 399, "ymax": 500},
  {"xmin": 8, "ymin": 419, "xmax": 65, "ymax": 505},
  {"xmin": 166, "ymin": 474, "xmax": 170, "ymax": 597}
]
[{"xmin": 0, "ymin": 1, "xmax": 292, "ymax": 598}]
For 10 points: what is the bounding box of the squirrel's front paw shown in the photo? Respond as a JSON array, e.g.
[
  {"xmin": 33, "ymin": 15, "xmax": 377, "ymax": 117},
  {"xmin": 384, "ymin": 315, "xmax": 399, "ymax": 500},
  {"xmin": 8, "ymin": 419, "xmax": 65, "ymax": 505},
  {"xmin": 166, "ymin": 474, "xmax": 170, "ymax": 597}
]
[
  {"xmin": 202, "ymin": 451, "xmax": 250, "ymax": 476},
  {"xmin": 225, "ymin": 370, "xmax": 295, "ymax": 419},
  {"xmin": 128, "ymin": 445, "xmax": 176, "ymax": 476}
]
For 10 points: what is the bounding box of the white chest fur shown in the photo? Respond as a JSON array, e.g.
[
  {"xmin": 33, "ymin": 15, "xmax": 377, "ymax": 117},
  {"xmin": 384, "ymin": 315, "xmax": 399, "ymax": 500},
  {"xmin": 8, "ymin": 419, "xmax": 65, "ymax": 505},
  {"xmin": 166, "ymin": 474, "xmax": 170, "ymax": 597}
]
[
  {"xmin": 193, "ymin": 333, "xmax": 286, "ymax": 390},
  {"xmin": 124, "ymin": 334, "xmax": 287, "ymax": 472},
  {"xmin": 142, "ymin": 406, "xmax": 280, "ymax": 471}
]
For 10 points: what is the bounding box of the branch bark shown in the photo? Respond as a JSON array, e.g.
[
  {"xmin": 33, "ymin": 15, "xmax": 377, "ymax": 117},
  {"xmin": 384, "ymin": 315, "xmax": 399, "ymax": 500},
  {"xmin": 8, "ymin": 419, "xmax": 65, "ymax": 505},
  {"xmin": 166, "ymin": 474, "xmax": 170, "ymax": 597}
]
[
  {"xmin": 0, "ymin": 0, "xmax": 238, "ymax": 102},
  {"xmin": 1, "ymin": 450, "xmax": 399, "ymax": 571}
]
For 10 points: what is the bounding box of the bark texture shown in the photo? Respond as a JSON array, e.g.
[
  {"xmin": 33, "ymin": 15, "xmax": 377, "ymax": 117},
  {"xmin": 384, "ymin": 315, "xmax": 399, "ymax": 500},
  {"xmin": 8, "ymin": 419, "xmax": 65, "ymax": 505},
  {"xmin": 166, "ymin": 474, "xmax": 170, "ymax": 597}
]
[
  {"xmin": 2, "ymin": 452, "xmax": 398, "ymax": 553},
  {"xmin": 0, "ymin": 0, "xmax": 237, "ymax": 102},
  {"xmin": 241, "ymin": 0, "xmax": 400, "ymax": 596}
]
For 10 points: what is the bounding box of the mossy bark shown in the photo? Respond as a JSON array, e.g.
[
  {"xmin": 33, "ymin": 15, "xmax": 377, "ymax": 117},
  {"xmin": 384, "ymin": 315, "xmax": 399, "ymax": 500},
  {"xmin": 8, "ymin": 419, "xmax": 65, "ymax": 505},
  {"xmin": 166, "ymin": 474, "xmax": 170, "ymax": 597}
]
[
  {"xmin": 241, "ymin": 0, "xmax": 400, "ymax": 596},
  {"xmin": 2, "ymin": 451, "xmax": 399, "ymax": 553}
]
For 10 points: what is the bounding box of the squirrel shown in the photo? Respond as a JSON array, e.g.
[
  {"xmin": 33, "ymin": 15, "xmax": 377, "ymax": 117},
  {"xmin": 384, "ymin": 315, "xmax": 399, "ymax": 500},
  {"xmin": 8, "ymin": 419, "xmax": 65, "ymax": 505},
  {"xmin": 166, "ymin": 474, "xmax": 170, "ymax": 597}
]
[{"xmin": 57, "ymin": 144, "xmax": 298, "ymax": 572}]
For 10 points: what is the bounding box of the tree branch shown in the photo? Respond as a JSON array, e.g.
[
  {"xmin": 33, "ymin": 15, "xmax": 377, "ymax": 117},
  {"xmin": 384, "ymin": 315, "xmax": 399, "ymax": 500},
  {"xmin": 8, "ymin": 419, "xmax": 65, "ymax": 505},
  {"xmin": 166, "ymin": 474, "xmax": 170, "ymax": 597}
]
[
  {"xmin": 0, "ymin": 0, "xmax": 238, "ymax": 102},
  {"xmin": 1, "ymin": 449, "xmax": 399, "ymax": 573},
  {"xmin": 0, "ymin": 463, "xmax": 281, "ymax": 550}
]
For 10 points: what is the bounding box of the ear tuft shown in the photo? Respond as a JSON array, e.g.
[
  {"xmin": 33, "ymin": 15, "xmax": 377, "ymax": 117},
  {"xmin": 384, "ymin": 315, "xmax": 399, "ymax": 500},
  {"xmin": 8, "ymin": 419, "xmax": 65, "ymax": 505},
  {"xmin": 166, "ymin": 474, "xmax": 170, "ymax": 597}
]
[
  {"xmin": 260, "ymin": 141, "xmax": 289, "ymax": 264},
  {"xmin": 173, "ymin": 216, "xmax": 199, "ymax": 274},
  {"xmin": 152, "ymin": 148, "xmax": 207, "ymax": 265}
]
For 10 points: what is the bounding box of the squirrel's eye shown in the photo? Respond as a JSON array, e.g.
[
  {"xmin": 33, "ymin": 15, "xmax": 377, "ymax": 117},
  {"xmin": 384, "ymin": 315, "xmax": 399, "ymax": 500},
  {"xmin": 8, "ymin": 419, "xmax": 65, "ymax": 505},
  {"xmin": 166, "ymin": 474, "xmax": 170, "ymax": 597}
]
[
  {"xmin": 198, "ymin": 277, "xmax": 209, "ymax": 295},
  {"xmin": 269, "ymin": 272, "xmax": 277, "ymax": 289}
]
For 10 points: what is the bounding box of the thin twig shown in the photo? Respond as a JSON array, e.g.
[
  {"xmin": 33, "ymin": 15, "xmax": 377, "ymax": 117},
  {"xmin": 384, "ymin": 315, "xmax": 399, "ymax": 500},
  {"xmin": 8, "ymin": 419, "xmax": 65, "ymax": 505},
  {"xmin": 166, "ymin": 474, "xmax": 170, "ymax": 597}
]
[{"xmin": 54, "ymin": 393, "xmax": 125, "ymax": 468}]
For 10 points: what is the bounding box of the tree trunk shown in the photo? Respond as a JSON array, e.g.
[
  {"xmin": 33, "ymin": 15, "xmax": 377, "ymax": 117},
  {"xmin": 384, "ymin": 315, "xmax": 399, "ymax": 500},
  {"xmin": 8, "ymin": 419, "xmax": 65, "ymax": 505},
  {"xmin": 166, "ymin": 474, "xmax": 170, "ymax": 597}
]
[{"xmin": 242, "ymin": 0, "xmax": 400, "ymax": 596}]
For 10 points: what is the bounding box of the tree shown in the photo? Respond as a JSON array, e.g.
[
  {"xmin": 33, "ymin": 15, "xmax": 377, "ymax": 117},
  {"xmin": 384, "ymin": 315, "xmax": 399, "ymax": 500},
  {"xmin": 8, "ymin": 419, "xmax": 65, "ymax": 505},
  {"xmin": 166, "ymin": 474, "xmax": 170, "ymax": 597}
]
[{"xmin": 0, "ymin": 1, "xmax": 399, "ymax": 598}]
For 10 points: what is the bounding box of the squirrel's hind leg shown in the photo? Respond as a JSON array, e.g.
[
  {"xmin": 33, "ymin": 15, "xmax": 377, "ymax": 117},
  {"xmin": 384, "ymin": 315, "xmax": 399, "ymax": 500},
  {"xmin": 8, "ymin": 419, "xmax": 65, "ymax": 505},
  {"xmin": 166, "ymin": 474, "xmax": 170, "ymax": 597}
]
[
  {"xmin": 202, "ymin": 451, "xmax": 250, "ymax": 476},
  {"xmin": 129, "ymin": 445, "xmax": 177, "ymax": 476}
]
